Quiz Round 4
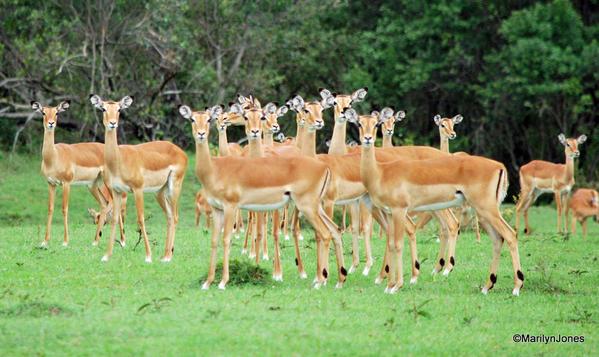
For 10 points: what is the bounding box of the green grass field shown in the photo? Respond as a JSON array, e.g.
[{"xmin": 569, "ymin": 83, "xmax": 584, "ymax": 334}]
[{"xmin": 0, "ymin": 152, "xmax": 597, "ymax": 356}]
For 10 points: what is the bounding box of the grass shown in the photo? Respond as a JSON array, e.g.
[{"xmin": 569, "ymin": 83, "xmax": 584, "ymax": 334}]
[{"xmin": 0, "ymin": 151, "xmax": 598, "ymax": 356}]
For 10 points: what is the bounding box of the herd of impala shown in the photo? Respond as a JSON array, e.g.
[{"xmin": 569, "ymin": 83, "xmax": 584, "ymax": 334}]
[{"xmin": 30, "ymin": 87, "xmax": 597, "ymax": 297}]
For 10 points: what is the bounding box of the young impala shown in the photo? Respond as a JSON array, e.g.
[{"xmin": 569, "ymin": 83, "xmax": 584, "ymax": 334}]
[
  {"xmin": 90, "ymin": 95, "xmax": 188, "ymax": 262},
  {"xmin": 515, "ymin": 134, "xmax": 587, "ymax": 234},
  {"xmin": 568, "ymin": 188, "xmax": 598, "ymax": 237}
]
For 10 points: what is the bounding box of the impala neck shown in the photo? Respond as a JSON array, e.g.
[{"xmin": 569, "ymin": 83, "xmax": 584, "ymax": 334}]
[
  {"xmin": 195, "ymin": 140, "xmax": 216, "ymax": 188},
  {"xmin": 218, "ymin": 130, "xmax": 230, "ymax": 157},
  {"xmin": 42, "ymin": 129, "xmax": 58, "ymax": 166},
  {"xmin": 328, "ymin": 108, "xmax": 347, "ymax": 155},
  {"xmin": 382, "ymin": 135, "xmax": 393, "ymax": 148},
  {"xmin": 302, "ymin": 129, "xmax": 317, "ymax": 157},
  {"xmin": 295, "ymin": 119, "xmax": 305, "ymax": 149},
  {"xmin": 440, "ymin": 137, "xmax": 450, "ymax": 153},
  {"xmin": 263, "ymin": 132, "xmax": 274, "ymax": 147},
  {"xmin": 564, "ymin": 154, "xmax": 575, "ymax": 182},
  {"xmin": 248, "ymin": 137, "xmax": 264, "ymax": 158},
  {"xmin": 360, "ymin": 143, "xmax": 381, "ymax": 189},
  {"xmin": 104, "ymin": 128, "xmax": 122, "ymax": 171}
]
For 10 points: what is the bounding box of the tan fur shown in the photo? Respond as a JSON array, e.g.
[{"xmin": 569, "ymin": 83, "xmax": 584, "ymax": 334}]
[{"xmin": 569, "ymin": 188, "xmax": 598, "ymax": 236}]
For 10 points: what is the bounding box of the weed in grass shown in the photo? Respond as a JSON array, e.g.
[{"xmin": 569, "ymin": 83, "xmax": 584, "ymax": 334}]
[
  {"xmin": 531, "ymin": 261, "xmax": 570, "ymax": 295},
  {"xmin": 136, "ymin": 297, "xmax": 172, "ymax": 315},
  {"xmin": 1, "ymin": 302, "xmax": 71, "ymax": 318},
  {"xmin": 199, "ymin": 259, "xmax": 271, "ymax": 286},
  {"xmin": 405, "ymin": 297, "xmax": 432, "ymax": 323}
]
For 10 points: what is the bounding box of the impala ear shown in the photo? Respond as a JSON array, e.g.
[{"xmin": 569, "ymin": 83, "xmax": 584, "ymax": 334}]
[
  {"xmin": 178, "ymin": 105, "xmax": 192, "ymax": 120},
  {"xmin": 322, "ymin": 95, "xmax": 335, "ymax": 109},
  {"xmin": 343, "ymin": 108, "xmax": 358, "ymax": 123},
  {"xmin": 210, "ymin": 104, "xmax": 224, "ymax": 119},
  {"xmin": 394, "ymin": 110, "xmax": 406, "ymax": 122},
  {"xmin": 31, "ymin": 101, "xmax": 43, "ymax": 113},
  {"xmin": 237, "ymin": 93, "xmax": 248, "ymax": 104},
  {"xmin": 434, "ymin": 115, "xmax": 442, "ymax": 126},
  {"xmin": 558, "ymin": 133, "xmax": 567, "ymax": 146},
  {"xmin": 370, "ymin": 110, "xmax": 380, "ymax": 116},
  {"xmin": 89, "ymin": 94, "xmax": 103, "ymax": 109},
  {"xmin": 577, "ymin": 134, "xmax": 587, "ymax": 144},
  {"xmin": 276, "ymin": 105, "xmax": 288, "ymax": 117},
  {"xmin": 277, "ymin": 132, "xmax": 285, "ymax": 142},
  {"xmin": 264, "ymin": 102, "xmax": 277, "ymax": 116},
  {"xmin": 292, "ymin": 95, "xmax": 305, "ymax": 109},
  {"xmin": 120, "ymin": 95, "xmax": 133, "ymax": 109},
  {"xmin": 57, "ymin": 100, "xmax": 71, "ymax": 113},
  {"xmin": 348, "ymin": 140, "xmax": 359, "ymax": 147},
  {"xmin": 379, "ymin": 107, "xmax": 394, "ymax": 122},
  {"xmin": 319, "ymin": 88, "xmax": 333, "ymax": 100},
  {"xmin": 452, "ymin": 114, "xmax": 463, "ymax": 124},
  {"xmin": 351, "ymin": 87, "xmax": 368, "ymax": 102},
  {"xmin": 229, "ymin": 103, "xmax": 244, "ymax": 116}
]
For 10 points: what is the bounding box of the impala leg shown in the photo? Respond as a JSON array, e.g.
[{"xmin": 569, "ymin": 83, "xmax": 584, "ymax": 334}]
[
  {"xmin": 441, "ymin": 209, "xmax": 459, "ymax": 275},
  {"xmin": 290, "ymin": 207, "xmax": 307, "ymax": 278},
  {"xmin": 415, "ymin": 211, "xmax": 433, "ymax": 230},
  {"xmin": 102, "ymin": 190, "xmax": 122, "ymax": 261},
  {"xmin": 219, "ymin": 205, "xmax": 236, "ymax": 290},
  {"xmin": 273, "ymin": 209, "xmax": 281, "ymax": 239},
  {"xmin": 342, "ymin": 205, "xmax": 347, "ymax": 232},
  {"xmin": 119, "ymin": 194, "xmax": 127, "ymax": 245},
  {"xmin": 370, "ymin": 208, "xmax": 390, "ymax": 283},
  {"xmin": 479, "ymin": 220, "xmax": 502, "ymax": 294},
  {"xmin": 432, "ymin": 211, "xmax": 449, "ymax": 274},
  {"xmin": 88, "ymin": 183, "xmax": 108, "ymax": 246},
  {"xmin": 582, "ymin": 217, "xmax": 587, "ymax": 237},
  {"xmin": 237, "ymin": 208, "xmax": 244, "ymax": 233},
  {"xmin": 255, "ymin": 212, "xmax": 264, "ymax": 264},
  {"xmin": 272, "ymin": 211, "xmax": 283, "ymax": 281},
  {"xmin": 571, "ymin": 215, "xmax": 577, "ymax": 236},
  {"xmin": 555, "ymin": 191, "xmax": 563, "ymax": 233},
  {"xmin": 133, "ymin": 189, "xmax": 152, "ymax": 262},
  {"xmin": 61, "ymin": 183, "xmax": 71, "ymax": 246},
  {"xmin": 404, "ymin": 215, "xmax": 419, "ymax": 283},
  {"xmin": 206, "ymin": 211, "xmax": 211, "ymax": 230},
  {"xmin": 195, "ymin": 201, "xmax": 201, "ymax": 227},
  {"xmin": 562, "ymin": 192, "xmax": 570, "ymax": 233},
  {"xmin": 348, "ymin": 202, "xmax": 360, "ymax": 273},
  {"xmin": 203, "ymin": 208, "xmax": 223, "ymax": 290},
  {"xmin": 282, "ymin": 204, "xmax": 289, "ymax": 240},
  {"xmin": 261, "ymin": 212, "xmax": 268, "ymax": 261},
  {"xmin": 360, "ymin": 201, "xmax": 374, "ymax": 276},
  {"xmin": 243, "ymin": 212, "xmax": 253, "ymax": 256},
  {"xmin": 42, "ymin": 183, "xmax": 57, "ymax": 246},
  {"xmin": 385, "ymin": 212, "xmax": 397, "ymax": 293},
  {"xmin": 154, "ymin": 190, "xmax": 174, "ymax": 262},
  {"xmin": 474, "ymin": 213, "xmax": 481, "ymax": 242}
]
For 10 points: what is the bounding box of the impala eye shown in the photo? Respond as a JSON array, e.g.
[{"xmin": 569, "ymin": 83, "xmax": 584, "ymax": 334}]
[{"xmin": 441, "ymin": 124, "xmax": 445, "ymax": 128}]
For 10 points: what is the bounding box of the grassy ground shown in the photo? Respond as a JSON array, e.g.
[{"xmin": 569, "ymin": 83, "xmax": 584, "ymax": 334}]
[{"xmin": 0, "ymin": 152, "xmax": 597, "ymax": 356}]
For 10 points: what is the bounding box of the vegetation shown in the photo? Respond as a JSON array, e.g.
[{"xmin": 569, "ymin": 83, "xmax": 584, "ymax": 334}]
[
  {"xmin": 0, "ymin": 153, "xmax": 598, "ymax": 355},
  {"xmin": 1, "ymin": 0, "xmax": 598, "ymax": 198}
]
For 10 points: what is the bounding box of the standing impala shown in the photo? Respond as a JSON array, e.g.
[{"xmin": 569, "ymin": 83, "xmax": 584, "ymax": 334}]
[
  {"xmin": 32, "ymin": 100, "xmax": 117, "ymax": 247},
  {"xmin": 515, "ymin": 134, "xmax": 587, "ymax": 234},
  {"xmin": 179, "ymin": 104, "xmax": 346, "ymax": 289},
  {"xmin": 569, "ymin": 188, "xmax": 598, "ymax": 236},
  {"xmin": 90, "ymin": 95, "xmax": 187, "ymax": 262},
  {"xmin": 345, "ymin": 107, "xmax": 524, "ymax": 296}
]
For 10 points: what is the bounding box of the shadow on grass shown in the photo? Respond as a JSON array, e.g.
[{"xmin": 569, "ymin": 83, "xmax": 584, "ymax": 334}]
[{"xmin": 199, "ymin": 259, "xmax": 271, "ymax": 287}]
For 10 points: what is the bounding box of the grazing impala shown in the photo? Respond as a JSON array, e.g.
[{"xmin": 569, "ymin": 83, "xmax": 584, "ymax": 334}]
[
  {"xmin": 90, "ymin": 95, "xmax": 188, "ymax": 262},
  {"xmin": 32, "ymin": 100, "xmax": 117, "ymax": 247},
  {"xmin": 179, "ymin": 104, "xmax": 346, "ymax": 289},
  {"xmin": 569, "ymin": 188, "xmax": 598, "ymax": 236},
  {"xmin": 515, "ymin": 134, "xmax": 587, "ymax": 234},
  {"xmin": 345, "ymin": 107, "xmax": 523, "ymax": 296}
]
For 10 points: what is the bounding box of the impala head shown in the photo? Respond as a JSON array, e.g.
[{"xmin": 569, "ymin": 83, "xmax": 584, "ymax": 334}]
[
  {"xmin": 263, "ymin": 102, "xmax": 288, "ymax": 134},
  {"xmin": 179, "ymin": 104, "xmax": 222, "ymax": 143},
  {"xmin": 434, "ymin": 114, "xmax": 463, "ymax": 140},
  {"xmin": 286, "ymin": 94, "xmax": 307, "ymax": 127},
  {"xmin": 382, "ymin": 110, "xmax": 406, "ymax": 137},
  {"xmin": 216, "ymin": 110, "xmax": 232, "ymax": 133},
  {"xmin": 591, "ymin": 190, "xmax": 599, "ymax": 208},
  {"xmin": 230, "ymin": 103, "xmax": 264, "ymax": 140},
  {"xmin": 89, "ymin": 95, "xmax": 133, "ymax": 131},
  {"xmin": 558, "ymin": 133, "xmax": 587, "ymax": 158},
  {"xmin": 319, "ymin": 87, "xmax": 368, "ymax": 123},
  {"xmin": 31, "ymin": 100, "xmax": 71, "ymax": 131},
  {"xmin": 237, "ymin": 93, "xmax": 261, "ymax": 109},
  {"xmin": 345, "ymin": 107, "xmax": 403, "ymax": 147}
]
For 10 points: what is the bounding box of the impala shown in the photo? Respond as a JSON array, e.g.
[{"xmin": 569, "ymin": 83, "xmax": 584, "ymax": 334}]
[
  {"xmin": 90, "ymin": 95, "xmax": 188, "ymax": 262},
  {"xmin": 569, "ymin": 188, "xmax": 598, "ymax": 236},
  {"xmin": 32, "ymin": 100, "xmax": 119, "ymax": 247},
  {"xmin": 345, "ymin": 107, "xmax": 524, "ymax": 295},
  {"xmin": 515, "ymin": 134, "xmax": 587, "ymax": 234},
  {"xmin": 179, "ymin": 104, "xmax": 346, "ymax": 289},
  {"xmin": 195, "ymin": 189, "xmax": 212, "ymax": 228}
]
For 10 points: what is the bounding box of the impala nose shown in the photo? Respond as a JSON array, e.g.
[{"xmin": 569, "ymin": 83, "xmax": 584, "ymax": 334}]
[
  {"xmin": 363, "ymin": 136, "xmax": 373, "ymax": 145},
  {"xmin": 271, "ymin": 124, "xmax": 280, "ymax": 133},
  {"xmin": 449, "ymin": 133, "xmax": 456, "ymax": 140},
  {"xmin": 196, "ymin": 131, "xmax": 206, "ymax": 140},
  {"xmin": 314, "ymin": 121, "xmax": 324, "ymax": 129}
]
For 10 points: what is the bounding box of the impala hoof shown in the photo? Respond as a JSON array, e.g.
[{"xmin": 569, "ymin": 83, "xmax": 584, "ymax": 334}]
[
  {"xmin": 218, "ymin": 282, "xmax": 226, "ymax": 290},
  {"xmin": 234, "ymin": 234, "xmax": 240, "ymax": 239},
  {"xmin": 375, "ymin": 277, "xmax": 383, "ymax": 285},
  {"xmin": 348, "ymin": 265, "xmax": 356, "ymax": 274},
  {"xmin": 512, "ymin": 288, "xmax": 520, "ymax": 296},
  {"xmin": 101, "ymin": 255, "xmax": 109, "ymax": 262},
  {"xmin": 383, "ymin": 286, "xmax": 391, "ymax": 294},
  {"xmin": 40, "ymin": 241, "xmax": 48, "ymax": 247},
  {"xmin": 299, "ymin": 272, "xmax": 307, "ymax": 279},
  {"xmin": 442, "ymin": 269, "xmax": 451, "ymax": 276},
  {"xmin": 313, "ymin": 282, "xmax": 322, "ymax": 289},
  {"xmin": 273, "ymin": 274, "xmax": 283, "ymax": 281},
  {"xmin": 431, "ymin": 268, "xmax": 439, "ymax": 275},
  {"xmin": 335, "ymin": 282, "xmax": 343, "ymax": 289},
  {"xmin": 201, "ymin": 282, "xmax": 210, "ymax": 290},
  {"xmin": 248, "ymin": 253, "xmax": 256, "ymax": 259},
  {"xmin": 298, "ymin": 234, "xmax": 304, "ymax": 241},
  {"xmin": 119, "ymin": 241, "xmax": 126, "ymax": 247},
  {"xmin": 160, "ymin": 257, "xmax": 171, "ymax": 262},
  {"xmin": 410, "ymin": 277, "xmax": 418, "ymax": 284},
  {"xmin": 92, "ymin": 241, "xmax": 98, "ymax": 246},
  {"xmin": 284, "ymin": 235, "xmax": 290, "ymax": 241},
  {"xmin": 241, "ymin": 249, "xmax": 247, "ymax": 255},
  {"xmin": 145, "ymin": 257, "xmax": 152, "ymax": 263},
  {"xmin": 436, "ymin": 238, "xmax": 441, "ymax": 243},
  {"xmin": 62, "ymin": 242, "xmax": 68, "ymax": 247},
  {"xmin": 262, "ymin": 254, "xmax": 269, "ymax": 261},
  {"xmin": 362, "ymin": 267, "xmax": 371, "ymax": 276},
  {"xmin": 481, "ymin": 288, "xmax": 488, "ymax": 295}
]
